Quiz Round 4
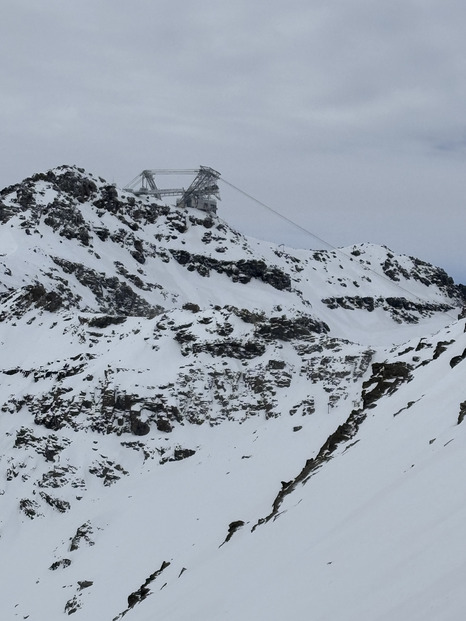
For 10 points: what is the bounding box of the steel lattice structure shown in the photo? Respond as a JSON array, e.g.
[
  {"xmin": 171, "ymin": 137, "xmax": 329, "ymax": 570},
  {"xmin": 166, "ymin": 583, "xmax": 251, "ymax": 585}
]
[{"xmin": 124, "ymin": 166, "xmax": 221, "ymax": 213}]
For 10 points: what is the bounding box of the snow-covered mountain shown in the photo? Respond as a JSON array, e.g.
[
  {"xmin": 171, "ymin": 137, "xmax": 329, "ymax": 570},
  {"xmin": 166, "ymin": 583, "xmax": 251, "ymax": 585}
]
[{"xmin": 1, "ymin": 165, "xmax": 465, "ymax": 620}]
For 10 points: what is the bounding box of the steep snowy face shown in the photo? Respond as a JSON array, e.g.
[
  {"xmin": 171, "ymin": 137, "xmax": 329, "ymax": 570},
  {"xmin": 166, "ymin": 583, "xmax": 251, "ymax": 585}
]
[{"xmin": 0, "ymin": 165, "xmax": 466, "ymax": 621}]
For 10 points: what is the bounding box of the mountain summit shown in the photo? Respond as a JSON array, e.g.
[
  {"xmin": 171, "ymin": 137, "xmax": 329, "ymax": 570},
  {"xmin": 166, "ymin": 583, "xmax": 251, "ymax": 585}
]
[{"xmin": 1, "ymin": 165, "xmax": 466, "ymax": 620}]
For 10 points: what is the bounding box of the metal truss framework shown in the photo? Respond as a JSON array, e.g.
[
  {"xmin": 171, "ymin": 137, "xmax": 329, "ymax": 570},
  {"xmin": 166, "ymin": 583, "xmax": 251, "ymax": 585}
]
[{"xmin": 124, "ymin": 167, "xmax": 221, "ymax": 212}]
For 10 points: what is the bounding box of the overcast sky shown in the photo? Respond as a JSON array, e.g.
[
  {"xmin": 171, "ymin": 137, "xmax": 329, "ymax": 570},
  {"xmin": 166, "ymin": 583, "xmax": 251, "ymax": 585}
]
[{"xmin": 1, "ymin": 0, "xmax": 465, "ymax": 282}]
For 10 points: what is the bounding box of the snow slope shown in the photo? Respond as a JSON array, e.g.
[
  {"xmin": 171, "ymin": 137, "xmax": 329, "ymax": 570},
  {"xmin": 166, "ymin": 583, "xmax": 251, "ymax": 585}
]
[
  {"xmin": 130, "ymin": 320, "xmax": 466, "ymax": 621},
  {"xmin": 0, "ymin": 165, "xmax": 465, "ymax": 620}
]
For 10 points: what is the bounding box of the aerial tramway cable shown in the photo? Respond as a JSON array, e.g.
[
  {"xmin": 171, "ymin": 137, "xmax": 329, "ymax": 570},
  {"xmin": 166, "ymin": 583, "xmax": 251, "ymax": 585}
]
[{"xmin": 220, "ymin": 177, "xmax": 460, "ymax": 322}]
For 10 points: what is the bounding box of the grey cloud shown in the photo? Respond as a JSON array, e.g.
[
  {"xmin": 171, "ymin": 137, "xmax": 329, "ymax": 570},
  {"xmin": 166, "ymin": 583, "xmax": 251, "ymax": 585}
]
[{"xmin": 1, "ymin": 0, "xmax": 466, "ymax": 282}]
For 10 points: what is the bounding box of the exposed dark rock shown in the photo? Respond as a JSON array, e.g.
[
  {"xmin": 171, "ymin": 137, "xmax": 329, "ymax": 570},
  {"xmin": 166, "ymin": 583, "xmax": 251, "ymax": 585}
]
[
  {"xmin": 221, "ymin": 520, "xmax": 245, "ymax": 545},
  {"xmin": 131, "ymin": 250, "xmax": 146, "ymax": 264},
  {"xmin": 322, "ymin": 295, "xmax": 453, "ymax": 322},
  {"xmin": 39, "ymin": 492, "xmax": 71, "ymax": 513},
  {"xmin": 3, "ymin": 368, "xmax": 20, "ymax": 376},
  {"xmin": 92, "ymin": 184, "xmax": 123, "ymax": 214},
  {"xmin": 415, "ymin": 339, "xmax": 431, "ymax": 352},
  {"xmin": 433, "ymin": 340, "xmax": 454, "ymax": 359},
  {"xmin": 393, "ymin": 400, "xmax": 420, "ymax": 417},
  {"xmin": 49, "ymin": 558, "xmax": 72, "ymax": 571},
  {"xmin": 289, "ymin": 398, "xmax": 315, "ymax": 417},
  {"xmin": 362, "ymin": 362, "xmax": 413, "ymax": 408},
  {"xmin": 31, "ymin": 387, "xmax": 78, "ymax": 431},
  {"xmin": 182, "ymin": 302, "xmax": 200, "ymax": 313},
  {"xmin": 174, "ymin": 328, "xmax": 197, "ymax": 345},
  {"xmin": 171, "ymin": 447, "xmax": 196, "ymax": 461},
  {"xmin": 52, "ymin": 257, "xmax": 162, "ymax": 317},
  {"xmin": 457, "ymin": 401, "xmax": 466, "ymax": 425},
  {"xmin": 95, "ymin": 226, "xmax": 110, "ymax": 241},
  {"xmin": 267, "ymin": 359, "xmax": 286, "ymax": 370},
  {"xmin": 38, "ymin": 465, "xmax": 75, "ymax": 488},
  {"xmin": 237, "ymin": 259, "xmax": 291, "ymax": 290},
  {"xmin": 192, "ymin": 338, "xmax": 266, "ymax": 359},
  {"xmin": 166, "ymin": 212, "xmax": 188, "ymax": 233},
  {"xmin": 379, "ymin": 253, "xmax": 466, "ymax": 302},
  {"xmin": 450, "ymin": 348, "xmax": 466, "ymax": 369},
  {"xmin": 253, "ymin": 407, "xmax": 367, "ymax": 530},
  {"xmin": 255, "ymin": 315, "xmax": 329, "ymax": 341},
  {"xmin": 19, "ymin": 498, "xmax": 41, "ymax": 519},
  {"xmin": 64, "ymin": 595, "xmax": 80, "ymax": 615},
  {"xmin": 114, "ymin": 261, "xmax": 159, "ymax": 292},
  {"xmin": 85, "ymin": 315, "xmax": 127, "ymax": 328},
  {"xmin": 37, "ymin": 167, "xmax": 98, "ymax": 201},
  {"xmin": 322, "ymin": 296, "xmax": 376, "ymax": 312},
  {"xmin": 155, "ymin": 417, "xmax": 173, "ymax": 433},
  {"xmin": 89, "ymin": 460, "xmax": 128, "ymax": 486},
  {"xmin": 12, "ymin": 283, "xmax": 64, "ymax": 313},
  {"xmin": 130, "ymin": 412, "xmax": 150, "ymax": 436},
  {"xmin": 70, "ymin": 522, "xmax": 94, "ymax": 551},
  {"xmin": 228, "ymin": 307, "xmax": 265, "ymax": 324},
  {"xmin": 170, "ymin": 250, "xmax": 291, "ymax": 291},
  {"xmin": 14, "ymin": 426, "xmax": 40, "ymax": 449},
  {"xmin": 126, "ymin": 561, "xmax": 170, "ymax": 610},
  {"xmin": 36, "ymin": 413, "xmax": 64, "ymax": 432},
  {"xmin": 120, "ymin": 441, "xmax": 155, "ymax": 460}
]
